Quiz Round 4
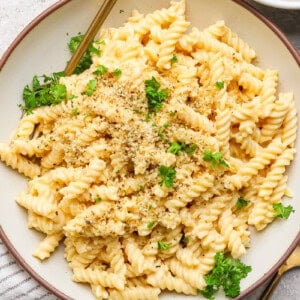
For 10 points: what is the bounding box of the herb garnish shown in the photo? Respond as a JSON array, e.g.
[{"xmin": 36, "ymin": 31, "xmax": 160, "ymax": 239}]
[
  {"xmin": 68, "ymin": 34, "xmax": 101, "ymax": 74},
  {"xmin": 236, "ymin": 197, "xmax": 250, "ymax": 210},
  {"xmin": 71, "ymin": 107, "xmax": 79, "ymax": 116},
  {"xmin": 145, "ymin": 77, "xmax": 168, "ymax": 113},
  {"xmin": 157, "ymin": 241, "xmax": 171, "ymax": 250},
  {"xmin": 147, "ymin": 221, "xmax": 156, "ymax": 229},
  {"xmin": 157, "ymin": 127, "xmax": 164, "ymax": 140},
  {"xmin": 168, "ymin": 141, "xmax": 197, "ymax": 155},
  {"xmin": 113, "ymin": 68, "xmax": 122, "ymax": 77},
  {"xmin": 215, "ymin": 81, "xmax": 225, "ymax": 89},
  {"xmin": 93, "ymin": 65, "xmax": 108, "ymax": 76},
  {"xmin": 21, "ymin": 72, "xmax": 66, "ymax": 114},
  {"xmin": 95, "ymin": 197, "xmax": 102, "ymax": 203},
  {"xmin": 170, "ymin": 54, "xmax": 178, "ymax": 65},
  {"xmin": 158, "ymin": 165, "xmax": 176, "ymax": 188},
  {"xmin": 203, "ymin": 150, "xmax": 229, "ymax": 168},
  {"xmin": 82, "ymin": 79, "xmax": 97, "ymax": 96},
  {"xmin": 68, "ymin": 94, "xmax": 77, "ymax": 100},
  {"xmin": 273, "ymin": 203, "xmax": 294, "ymax": 219},
  {"xmin": 199, "ymin": 252, "xmax": 252, "ymax": 299}
]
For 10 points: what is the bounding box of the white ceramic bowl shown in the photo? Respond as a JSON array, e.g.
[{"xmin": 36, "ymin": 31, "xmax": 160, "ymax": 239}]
[
  {"xmin": 0, "ymin": 0, "xmax": 299, "ymax": 299},
  {"xmin": 253, "ymin": 0, "xmax": 300, "ymax": 9}
]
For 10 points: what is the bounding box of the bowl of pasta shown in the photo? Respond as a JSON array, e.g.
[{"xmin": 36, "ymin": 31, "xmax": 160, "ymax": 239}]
[{"xmin": 0, "ymin": 0, "xmax": 299, "ymax": 299}]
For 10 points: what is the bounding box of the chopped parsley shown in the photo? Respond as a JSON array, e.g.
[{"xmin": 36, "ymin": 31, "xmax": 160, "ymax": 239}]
[
  {"xmin": 203, "ymin": 150, "xmax": 229, "ymax": 168},
  {"xmin": 82, "ymin": 79, "xmax": 97, "ymax": 96},
  {"xmin": 93, "ymin": 65, "xmax": 108, "ymax": 76},
  {"xmin": 83, "ymin": 112, "xmax": 92, "ymax": 120},
  {"xmin": 95, "ymin": 39, "xmax": 106, "ymax": 46},
  {"xmin": 157, "ymin": 241, "xmax": 171, "ymax": 250},
  {"xmin": 145, "ymin": 77, "xmax": 168, "ymax": 113},
  {"xmin": 113, "ymin": 68, "xmax": 122, "ymax": 77},
  {"xmin": 236, "ymin": 197, "xmax": 250, "ymax": 210},
  {"xmin": 215, "ymin": 81, "xmax": 225, "ymax": 89},
  {"xmin": 157, "ymin": 127, "xmax": 164, "ymax": 139},
  {"xmin": 71, "ymin": 107, "xmax": 79, "ymax": 116},
  {"xmin": 199, "ymin": 252, "xmax": 252, "ymax": 299},
  {"xmin": 147, "ymin": 221, "xmax": 156, "ymax": 229},
  {"xmin": 68, "ymin": 94, "xmax": 77, "ymax": 100},
  {"xmin": 21, "ymin": 72, "xmax": 66, "ymax": 114},
  {"xmin": 167, "ymin": 141, "xmax": 197, "ymax": 155},
  {"xmin": 170, "ymin": 54, "xmax": 178, "ymax": 65},
  {"xmin": 95, "ymin": 197, "xmax": 102, "ymax": 203},
  {"xmin": 68, "ymin": 34, "xmax": 101, "ymax": 74},
  {"xmin": 158, "ymin": 165, "xmax": 176, "ymax": 188},
  {"xmin": 273, "ymin": 203, "xmax": 294, "ymax": 219},
  {"xmin": 119, "ymin": 9, "xmax": 124, "ymax": 13}
]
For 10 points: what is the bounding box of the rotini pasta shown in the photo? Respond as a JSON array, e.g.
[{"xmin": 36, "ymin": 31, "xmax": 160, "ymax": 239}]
[{"xmin": 0, "ymin": 1, "xmax": 297, "ymax": 299}]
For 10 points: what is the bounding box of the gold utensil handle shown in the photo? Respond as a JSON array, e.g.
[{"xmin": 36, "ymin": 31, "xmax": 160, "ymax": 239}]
[
  {"xmin": 64, "ymin": 0, "xmax": 117, "ymax": 76},
  {"xmin": 260, "ymin": 272, "xmax": 283, "ymax": 300}
]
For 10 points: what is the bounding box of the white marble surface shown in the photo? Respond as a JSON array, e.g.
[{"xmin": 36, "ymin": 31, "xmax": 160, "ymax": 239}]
[{"xmin": 0, "ymin": 1, "xmax": 299, "ymax": 300}]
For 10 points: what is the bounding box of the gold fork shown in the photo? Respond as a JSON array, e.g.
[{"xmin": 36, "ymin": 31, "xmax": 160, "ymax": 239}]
[
  {"xmin": 64, "ymin": 0, "xmax": 117, "ymax": 76},
  {"xmin": 261, "ymin": 245, "xmax": 300, "ymax": 300}
]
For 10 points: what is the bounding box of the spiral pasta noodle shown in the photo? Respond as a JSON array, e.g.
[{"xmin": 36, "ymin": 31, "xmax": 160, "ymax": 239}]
[{"xmin": 0, "ymin": 1, "xmax": 297, "ymax": 299}]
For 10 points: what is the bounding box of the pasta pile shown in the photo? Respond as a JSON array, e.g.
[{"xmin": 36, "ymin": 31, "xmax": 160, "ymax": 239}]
[{"xmin": 0, "ymin": 1, "xmax": 297, "ymax": 299}]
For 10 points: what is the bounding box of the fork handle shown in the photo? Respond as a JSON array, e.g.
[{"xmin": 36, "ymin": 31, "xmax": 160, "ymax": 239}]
[
  {"xmin": 64, "ymin": 0, "xmax": 117, "ymax": 76},
  {"xmin": 260, "ymin": 272, "xmax": 282, "ymax": 300}
]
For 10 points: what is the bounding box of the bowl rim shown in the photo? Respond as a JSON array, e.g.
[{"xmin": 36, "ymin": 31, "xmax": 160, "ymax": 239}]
[
  {"xmin": 253, "ymin": 0, "xmax": 300, "ymax": 10},
  {"xmin": 0, "ymin": 0, "xmax": 299, "ymax": 299}
]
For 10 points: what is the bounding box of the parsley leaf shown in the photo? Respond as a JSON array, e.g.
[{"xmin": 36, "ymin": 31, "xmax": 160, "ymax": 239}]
[
  {"xmin": 68, "ymin": 94, "xmax": 77, "ymax": 100},
  {"xmin": 145, "ymin": 77, "xmax": 168, "ymax": 113},
  {"xmin": 236, "ymin": 197, "xmax": 250, "ymax": 210},
  {"xmin": 199, "ymin": 252, "xmax": 252, "ymax": 299},
  {"xmin": 68, "ymin": 34, "xmax": 101, "ymax": 74},
  {"xmin": 185, "ymin": 143, "xmax": 197, "ymax": 155},
  {"xmin": 157, "ymin": 127, "xmax": 165, "ymax": 140},
  {"xmin": 203, "ymin": 150, "xmax": 229, "ymax": 168},
  {"xmin": 21, "ymin": 72, "xmax": 66, "ymax": 114},
  {"xmin": 95, "ymin": 197, "xmax": 102, "ymax": 203},
  {"xmin": 147, "ymin": 221, "xmax": 156, "ymax": 229},
  {"xmin": 71, "ymin": 107, "xmax": 79, "ymax": 116},
  {"xmin": 82, "ymin": 79, "xmax": 97, "ymax": 96},
  {"xmin": 168, "ymin": 141, "xmax": 197, "ymax": 155},
  {"xmin": 157, "ymin": 241, "xmax": 171, "ymax": 250},
  {"xmin": 168, "ymin": 141, "xmax": 182, "ymax": 155},
  {"xmin": 170, "ymin": 54, "xmax": 178, "ymax": 65},
  {"xmin": 93, "ymin": 65, "xmax": 108, "ymax": 76},
  {"xmin": 49, "ymin": 83, "xmax": 67, "ymax": 104},
  {"xmin": 158, "ymin": 165, "xmax": 176, "ymax": 188},
  {"xmin": 273, "ymin": 203, "xmax": 295, "ymax": 219},
  {"xmin": 215, "ymin": 81, "xmax": 224, "ymax": 89},
  {"xmin": 113, "ymin": 68, "xmax": 122, "ymax": 77}
]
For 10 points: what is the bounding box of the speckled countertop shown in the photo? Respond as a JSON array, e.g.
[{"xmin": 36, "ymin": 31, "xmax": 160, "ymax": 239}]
[{"xmin": 0, "ymin": 1, "xmax": 299, "ymax": 300}]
